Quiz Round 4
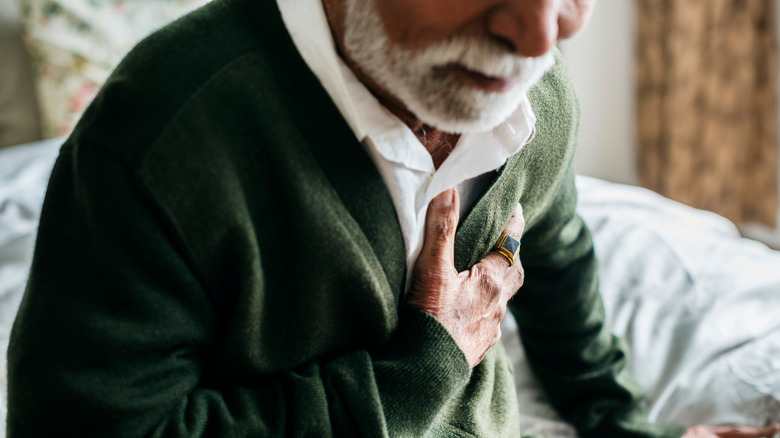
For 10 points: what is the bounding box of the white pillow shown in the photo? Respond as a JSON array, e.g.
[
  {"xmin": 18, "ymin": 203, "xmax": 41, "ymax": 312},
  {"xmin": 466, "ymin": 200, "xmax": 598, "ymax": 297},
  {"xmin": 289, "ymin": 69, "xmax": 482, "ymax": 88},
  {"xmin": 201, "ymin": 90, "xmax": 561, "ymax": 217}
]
[
  {"xmin": 0, "ymin": 0, "xmax": 41, "ymax": 148},
  {"xmin": 21, "ymin": 0, "xmax": 211, "ymax": 138}
]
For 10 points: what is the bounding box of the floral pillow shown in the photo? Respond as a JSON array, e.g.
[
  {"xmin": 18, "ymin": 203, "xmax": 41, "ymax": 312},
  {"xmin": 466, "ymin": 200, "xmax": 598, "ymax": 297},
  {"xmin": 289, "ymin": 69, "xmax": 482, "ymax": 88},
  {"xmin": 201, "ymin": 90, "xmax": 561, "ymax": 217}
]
[{"xmin": 21, "ymin": 0, "xmax": 211, "ymax": 138}]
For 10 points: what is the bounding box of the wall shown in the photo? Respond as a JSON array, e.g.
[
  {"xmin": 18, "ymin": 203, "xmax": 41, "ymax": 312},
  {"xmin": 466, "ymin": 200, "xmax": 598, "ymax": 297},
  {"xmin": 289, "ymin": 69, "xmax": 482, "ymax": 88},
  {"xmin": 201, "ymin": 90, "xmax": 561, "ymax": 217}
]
[{"xmin": 559, "ymin": 0, "xmax": 637, "ymax": 185}]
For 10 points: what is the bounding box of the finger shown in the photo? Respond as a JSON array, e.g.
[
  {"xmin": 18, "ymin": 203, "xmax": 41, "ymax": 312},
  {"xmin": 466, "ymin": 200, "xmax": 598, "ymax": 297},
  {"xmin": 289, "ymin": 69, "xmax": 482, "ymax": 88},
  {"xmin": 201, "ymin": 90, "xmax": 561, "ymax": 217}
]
[
  {"xmin": 418, "ymin": 188, "xmax": 460, "ymax": 269},
  {"xmin": 706, "ymin": 423, "xmax": 780, "ymax": 437},
  {"xmin": 470, "ymin": 203, "xmax": 527, "ymax": 287},
  {"xmin": 501, "ymin": 203, "xmax": 526, "ymax": 238},
  {"xmin": 482, "ymin": 203, "xmax": 527, "ymax": 269}
]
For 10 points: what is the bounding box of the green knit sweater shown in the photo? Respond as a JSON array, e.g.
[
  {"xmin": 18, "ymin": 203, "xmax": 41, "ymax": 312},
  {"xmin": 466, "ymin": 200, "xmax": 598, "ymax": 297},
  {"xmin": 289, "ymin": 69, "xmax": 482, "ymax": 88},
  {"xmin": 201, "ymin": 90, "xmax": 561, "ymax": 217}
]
[{"xmin": 7, "ymin": 0, "xmax": 685, "ymax": 437}]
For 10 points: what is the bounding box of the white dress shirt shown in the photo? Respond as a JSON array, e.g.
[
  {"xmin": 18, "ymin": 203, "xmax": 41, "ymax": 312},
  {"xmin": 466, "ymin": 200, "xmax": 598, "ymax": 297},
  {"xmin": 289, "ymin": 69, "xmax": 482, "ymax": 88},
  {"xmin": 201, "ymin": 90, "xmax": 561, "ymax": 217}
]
[{"xmin": 277, "ymin": 0, "xmax": 537, "ymax": 289}]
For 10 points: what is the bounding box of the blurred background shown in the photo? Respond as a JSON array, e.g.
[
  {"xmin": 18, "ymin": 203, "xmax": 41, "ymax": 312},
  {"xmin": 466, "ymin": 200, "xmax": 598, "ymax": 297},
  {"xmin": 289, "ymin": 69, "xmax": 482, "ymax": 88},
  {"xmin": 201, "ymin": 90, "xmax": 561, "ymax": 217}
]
[
  {"xmin": 1, "ymin": 0, "xmax": 779, "ymax": 247},
  {"xmin": 561, "ymin": 0, "xmax": 780, "ymax": 248}
]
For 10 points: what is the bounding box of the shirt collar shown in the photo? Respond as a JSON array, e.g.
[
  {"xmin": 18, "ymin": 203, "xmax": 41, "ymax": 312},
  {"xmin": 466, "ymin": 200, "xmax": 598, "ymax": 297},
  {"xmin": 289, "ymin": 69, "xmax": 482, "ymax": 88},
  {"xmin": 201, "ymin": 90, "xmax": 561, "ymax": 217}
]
[{"xmin": 276, "ymin": 0, "xmax": 537, "ymax": 175}]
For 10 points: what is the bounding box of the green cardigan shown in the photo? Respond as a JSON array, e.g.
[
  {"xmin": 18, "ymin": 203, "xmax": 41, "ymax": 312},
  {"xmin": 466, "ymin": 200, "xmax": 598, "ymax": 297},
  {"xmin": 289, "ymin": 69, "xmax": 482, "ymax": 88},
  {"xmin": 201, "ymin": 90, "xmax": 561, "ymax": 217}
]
[{"xmin": 7, "ymin": 0, "xmax": 685, "ymax": 437}]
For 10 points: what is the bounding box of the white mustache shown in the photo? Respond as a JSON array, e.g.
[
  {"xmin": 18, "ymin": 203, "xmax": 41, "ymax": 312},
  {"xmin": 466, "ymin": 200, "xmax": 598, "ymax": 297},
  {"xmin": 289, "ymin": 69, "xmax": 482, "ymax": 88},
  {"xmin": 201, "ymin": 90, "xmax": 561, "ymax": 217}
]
[{"xmin": 406, "ymin": 37, "xmax": 554, "ymax": 79}]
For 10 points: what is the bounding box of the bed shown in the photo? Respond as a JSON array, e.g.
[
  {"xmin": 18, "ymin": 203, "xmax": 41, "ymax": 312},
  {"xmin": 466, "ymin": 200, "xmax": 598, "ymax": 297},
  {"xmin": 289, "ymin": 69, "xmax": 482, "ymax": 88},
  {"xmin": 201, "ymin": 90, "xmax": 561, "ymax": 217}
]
[{"xmin": 1, "ymin": 137, "xmax": 779, "ymax": 436}]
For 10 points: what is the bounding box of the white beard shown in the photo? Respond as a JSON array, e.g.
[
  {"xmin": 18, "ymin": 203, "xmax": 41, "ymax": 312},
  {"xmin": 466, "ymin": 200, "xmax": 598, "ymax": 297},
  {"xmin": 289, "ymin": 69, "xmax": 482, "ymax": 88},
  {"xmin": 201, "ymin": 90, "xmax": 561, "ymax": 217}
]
[{"xmin": 343, "ymin": 0, "xmax": 555, "ymax": 133}]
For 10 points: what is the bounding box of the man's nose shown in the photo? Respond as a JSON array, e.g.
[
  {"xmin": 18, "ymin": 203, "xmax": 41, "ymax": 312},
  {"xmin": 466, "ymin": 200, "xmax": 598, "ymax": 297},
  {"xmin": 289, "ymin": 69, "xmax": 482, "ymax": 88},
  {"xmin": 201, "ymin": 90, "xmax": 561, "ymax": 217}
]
[{"xmin": 485, "ymin": 0, "xmax": 559, "ymax": 57}]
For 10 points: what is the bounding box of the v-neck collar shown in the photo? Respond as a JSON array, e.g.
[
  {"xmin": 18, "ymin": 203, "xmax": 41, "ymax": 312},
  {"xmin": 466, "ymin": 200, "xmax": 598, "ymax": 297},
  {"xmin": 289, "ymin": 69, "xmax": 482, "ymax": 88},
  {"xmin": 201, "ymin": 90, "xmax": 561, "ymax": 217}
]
[
  {"xmin": 236, "ymin": 0, "xmax": 532, "ymax": 298},
  {"xmin": 241, "ymin": 0, "xmax": 408, "ymax": 301}
]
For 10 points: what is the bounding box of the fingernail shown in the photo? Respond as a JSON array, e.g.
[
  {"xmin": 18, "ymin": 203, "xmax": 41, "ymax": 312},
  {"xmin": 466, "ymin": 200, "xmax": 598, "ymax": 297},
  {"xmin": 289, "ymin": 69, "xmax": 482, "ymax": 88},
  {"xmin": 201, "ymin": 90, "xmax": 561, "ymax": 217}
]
[{"xmin": 433, "ymin": 189, "xmax": 453, "ymax": 208}]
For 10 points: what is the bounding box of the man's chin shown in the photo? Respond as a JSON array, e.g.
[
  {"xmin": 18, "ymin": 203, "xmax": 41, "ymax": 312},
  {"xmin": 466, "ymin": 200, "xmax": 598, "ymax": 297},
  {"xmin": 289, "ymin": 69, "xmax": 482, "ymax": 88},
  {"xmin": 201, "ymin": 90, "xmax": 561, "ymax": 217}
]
[
  {"xmin": 420, "ymin": 113, "xmax": 513, "ymax": 134},
  {"xmin": 407, "ymin": 90, "xmax": 524, "ymax": 134},
  {"xmin": 408, "ymin": 52, "xmax": 555, "ymax": 133}
]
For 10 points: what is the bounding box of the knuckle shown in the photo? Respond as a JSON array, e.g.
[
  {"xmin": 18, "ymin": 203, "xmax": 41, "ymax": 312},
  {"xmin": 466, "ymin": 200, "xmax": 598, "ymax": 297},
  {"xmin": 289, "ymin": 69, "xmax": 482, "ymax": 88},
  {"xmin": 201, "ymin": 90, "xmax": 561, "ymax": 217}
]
[
  {"xmin": 468, "ymin": 263, "xmax": 487, "ymax": 282},
  {"xmin": 478, "ymin": 272, "xmax": 502, "ymax": 300},
  {"xmin": 485, "ymin": 254, "xmax": 510, "ymax": 273},
  {"xmin": 471, "ymin": 258, "xmax": 517, "ymax": 302},
  {"xmin": 432, "ymin": 215, "xmax": 456, "ymax": 238}
]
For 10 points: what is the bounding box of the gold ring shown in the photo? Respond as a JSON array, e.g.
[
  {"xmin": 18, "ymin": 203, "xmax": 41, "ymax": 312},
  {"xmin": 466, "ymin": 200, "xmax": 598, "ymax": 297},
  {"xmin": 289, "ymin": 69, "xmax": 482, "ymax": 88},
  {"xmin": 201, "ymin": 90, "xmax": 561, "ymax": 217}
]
[{"xmin": 492, "ymin": 235, "xmax": 521, "ymax": 266}]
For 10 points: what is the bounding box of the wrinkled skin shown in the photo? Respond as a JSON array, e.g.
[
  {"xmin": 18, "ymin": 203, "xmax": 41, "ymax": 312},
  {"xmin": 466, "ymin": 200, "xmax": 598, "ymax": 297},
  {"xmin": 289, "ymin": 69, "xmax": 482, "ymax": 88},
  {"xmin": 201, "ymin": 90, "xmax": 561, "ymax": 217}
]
[{"xmin": 407, "ymin": 189, "xmax": 525, "ymax": 367}]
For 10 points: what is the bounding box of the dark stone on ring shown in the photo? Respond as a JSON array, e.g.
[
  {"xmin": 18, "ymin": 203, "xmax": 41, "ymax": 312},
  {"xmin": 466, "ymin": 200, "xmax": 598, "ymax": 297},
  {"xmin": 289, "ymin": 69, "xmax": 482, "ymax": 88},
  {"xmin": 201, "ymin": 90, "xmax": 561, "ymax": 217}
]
[{"xmin": 492, "ymin": 235, "xmax": 521, "ymax": 266}]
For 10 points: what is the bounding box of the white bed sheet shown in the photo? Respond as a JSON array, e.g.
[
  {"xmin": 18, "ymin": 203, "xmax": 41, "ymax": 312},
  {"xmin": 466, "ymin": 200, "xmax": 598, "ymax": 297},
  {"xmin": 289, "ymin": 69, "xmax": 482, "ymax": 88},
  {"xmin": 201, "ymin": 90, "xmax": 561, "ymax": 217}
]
[
  {"xmin": 577, "ymin": 176, "xmax": 780, "ymax": 428},
  {"xmin": 1, "ymin": 139, "xmax": 779, "ymax": 436},
  {"xmin": 0, "ymin": 137, "xmax": 61, "ymax": 433},
  {"xmin": 503, "ymin": 176, "xmax": 780, "ymax": 436},
  {"xmin": 0, "ymin": 138, "xmax": 61, "ymax": 338}
]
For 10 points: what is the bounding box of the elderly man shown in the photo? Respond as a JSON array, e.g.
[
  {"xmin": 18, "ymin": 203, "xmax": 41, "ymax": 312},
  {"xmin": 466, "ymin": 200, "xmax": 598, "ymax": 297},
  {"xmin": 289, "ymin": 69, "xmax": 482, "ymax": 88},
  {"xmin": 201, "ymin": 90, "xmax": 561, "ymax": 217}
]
[{"xmin": 7, "ymin": 0, "xmax": 780, "ymax": 436}]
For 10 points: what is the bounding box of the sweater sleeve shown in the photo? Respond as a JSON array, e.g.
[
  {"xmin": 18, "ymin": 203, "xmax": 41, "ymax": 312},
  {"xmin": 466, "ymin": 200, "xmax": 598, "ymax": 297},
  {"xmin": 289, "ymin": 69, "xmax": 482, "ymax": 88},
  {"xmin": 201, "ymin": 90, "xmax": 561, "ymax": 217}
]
[
  {"xmin": 6, "ymin": 144, "xmax": 471, "ymax": 438},
  {"xmin": 509, "ymin": 163, "xmax": 686, "ymax": 438}
]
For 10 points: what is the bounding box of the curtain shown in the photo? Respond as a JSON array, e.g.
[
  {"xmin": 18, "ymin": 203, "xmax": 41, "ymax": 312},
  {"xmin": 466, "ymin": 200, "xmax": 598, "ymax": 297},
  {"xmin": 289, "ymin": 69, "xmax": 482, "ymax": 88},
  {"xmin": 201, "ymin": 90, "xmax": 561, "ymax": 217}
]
[{"xmin": 636, "ymin": 0, "xmax": 778, "ymax": 226}]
